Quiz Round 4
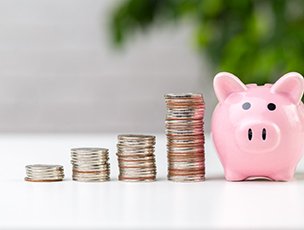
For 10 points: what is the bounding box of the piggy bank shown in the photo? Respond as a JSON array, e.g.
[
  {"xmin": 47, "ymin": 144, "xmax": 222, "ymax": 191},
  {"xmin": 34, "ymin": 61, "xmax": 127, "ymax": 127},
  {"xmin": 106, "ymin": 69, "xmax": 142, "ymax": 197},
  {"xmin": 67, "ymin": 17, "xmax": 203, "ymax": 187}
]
[{"xmin": 211, "ymin": 72, "xmax": 304, "ymax": 181}]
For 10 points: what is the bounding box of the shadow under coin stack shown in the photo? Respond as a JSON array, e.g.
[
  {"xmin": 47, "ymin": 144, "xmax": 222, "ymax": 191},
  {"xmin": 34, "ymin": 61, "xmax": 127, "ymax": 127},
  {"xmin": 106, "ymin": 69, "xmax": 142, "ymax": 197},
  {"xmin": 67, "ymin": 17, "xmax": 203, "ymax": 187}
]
[
  {"xmin": 71, "ymin": 148, "xmax": 110, "ymax": 182},
  {"xmin": 117, "ymin": 134, "xmax": 156, "ymax": 181},
  {"xmin": 165, "ymin": 93, "xmax": 205, "ymax": 182},
  {"xmin": 25, "ymin": 164, "xmax": 64, "ymax": 182}
]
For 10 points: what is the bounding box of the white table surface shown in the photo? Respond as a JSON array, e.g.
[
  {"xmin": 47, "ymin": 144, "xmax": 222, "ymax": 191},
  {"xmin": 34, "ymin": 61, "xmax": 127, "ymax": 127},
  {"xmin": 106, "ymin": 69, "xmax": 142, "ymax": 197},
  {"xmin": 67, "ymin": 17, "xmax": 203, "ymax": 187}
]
[{"xmin": 0, "ymin": 133, "xmax": 304, "ymax": 230}]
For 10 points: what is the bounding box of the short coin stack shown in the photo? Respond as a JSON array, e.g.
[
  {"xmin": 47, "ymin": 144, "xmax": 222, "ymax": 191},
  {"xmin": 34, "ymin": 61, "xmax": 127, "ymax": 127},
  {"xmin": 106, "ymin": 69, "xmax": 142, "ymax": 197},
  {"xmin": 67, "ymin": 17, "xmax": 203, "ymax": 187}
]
[
  {"xmin": 165, "ymin": 93, "xmax": 205, "ymax": 182},
  {"xmin": 25, "ymin": 164, "xmax": 64, "ymax": 182},
  {"xmin": 71, "ymin": 148, "xmax": 110, "ymax": 182},
  {"xmin": 117, "ymin": 134, "xmax": 156, "ymax": 181}
]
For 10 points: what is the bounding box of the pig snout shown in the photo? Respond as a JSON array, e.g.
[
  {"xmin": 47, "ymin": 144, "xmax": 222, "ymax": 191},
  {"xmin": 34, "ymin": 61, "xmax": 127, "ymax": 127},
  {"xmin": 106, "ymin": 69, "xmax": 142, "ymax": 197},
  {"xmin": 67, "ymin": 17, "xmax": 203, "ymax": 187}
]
[{"xmin": 236, "ymin": 121, "xmax": 280, "ymax": 153}]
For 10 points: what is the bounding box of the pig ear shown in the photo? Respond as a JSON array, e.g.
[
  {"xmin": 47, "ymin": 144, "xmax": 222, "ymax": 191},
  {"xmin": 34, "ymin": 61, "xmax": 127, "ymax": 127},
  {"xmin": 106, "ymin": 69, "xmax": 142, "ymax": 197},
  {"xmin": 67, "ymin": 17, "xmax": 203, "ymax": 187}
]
[
  {"xmin": 271, "ymin": 72, "xmax": 304, "ymax": 104},
  {"xmin": 213, "ymin": 72, "xmax": 247, "ymax": 103}
]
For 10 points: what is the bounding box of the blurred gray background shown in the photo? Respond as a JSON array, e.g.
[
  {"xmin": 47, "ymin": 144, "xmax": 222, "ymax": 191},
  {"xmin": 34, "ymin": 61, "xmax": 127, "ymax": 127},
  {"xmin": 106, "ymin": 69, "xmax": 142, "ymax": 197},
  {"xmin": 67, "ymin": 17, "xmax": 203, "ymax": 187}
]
[{"xmin": 0, "ymin": 0, "xmax": 215, "ymax": 133}]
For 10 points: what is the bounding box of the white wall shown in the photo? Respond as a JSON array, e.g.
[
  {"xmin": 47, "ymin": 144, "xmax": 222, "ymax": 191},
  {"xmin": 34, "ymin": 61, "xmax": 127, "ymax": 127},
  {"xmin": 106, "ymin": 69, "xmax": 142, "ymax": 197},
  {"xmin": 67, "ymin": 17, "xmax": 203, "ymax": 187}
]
[{"xmin": 0, "ymin": 0, "xmax": 216, "ymax": 133}]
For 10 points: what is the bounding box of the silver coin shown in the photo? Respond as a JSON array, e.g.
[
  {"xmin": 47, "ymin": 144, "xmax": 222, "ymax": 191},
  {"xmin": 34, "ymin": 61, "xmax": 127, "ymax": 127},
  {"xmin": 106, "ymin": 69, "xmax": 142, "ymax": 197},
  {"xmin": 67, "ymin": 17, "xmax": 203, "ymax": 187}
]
[
  {"xmin": 71, "ymin": 151, "xmax": 108, "ymax": 155},
  {"xmin": 118, "ymin": 176, "xmax": 156, "ymax": 182},
  {"xmin": 166, "ymin": 130, "xmax": 203, "ymax": 136},
  {"xmin": 71, "ymin": 147, "xmax": 110, "ymax": 182},
  {"xmin": 117, "ymin": 154, "xmax": 155, "ymax": 159},
  {"xmin": 26, "ymin": 171, "xmax": 64, "ymax": 175},
  {"xmin": 167, "ymin": 139, "xmax": 204, "ymax": 145},
  {"xmin": 119, "ymin": 168, "xmax": 156, "ymax": 173},
  {"xmin": 73, "ymin": 166, "xmax": 109, "ymax": 172},
  {"xmin": 26, "ymin": 174, "xmax": 65, "ymax": 179},
  {"xmin": 72, "ymin": 175, "xmax": 110, "ymax": 182},
  {"xmin": 116, "ymin": 134, "xmax": 156, "ymax": 181},
  {"xmin": 71, "ymin": 157, "xmax": 108, "ymax": 162},
  {"xmin": 71, "ymin": 147, "xmax": 108, "ymax": 152},
  {"xmin": 119, "ymin": 172, "xmax": 156, "ymax": 177},
  {"xmin": 71, "ymin": 153, "xmax": 109, "ymax": 157},
  {"xmin": 117, "ymin": 150, "xmax": 155, "ymax": 155},
  {"xmin": 26, "ymin": 164, "xmax": 63, "ymax": 170},
  {"xmin": 164, "ymin": 93, "xmax": 202, "ymax": 99},
  {"xmin": 117, "ymin": 145, "xmax": 154, "ymax": 150},
  {"xmin": 168, "ymin": 175, "xmax": 205, "ymax": 182},
  {"xmin": 118, "ymin": 134, "xmax": 155, "ymax": 141},
  {"xmin": 169, "ymin": 161, "xmax": 204, "ymax": 166},
  {"xmin": 118, "ymin": 138, "xmax": 155, "ymax": 143},
  {"xmin": 25, "ymin": 164, "xmax": 64, "ymax": 181},
  {"xmin": 165, "ymin": 93, "xmax": 205, "ymax": 182},
  {"xmin": 73, "ymin": 171, "xmax": 109, "ymax": 176},
  {"xmin": 119, "ymin": 162, "xmax": 155, "ymax": 166},
  {"xmin": 26, "ymin": 170, "xmax": 64, "ymax": 175},
  {"xmin": 117, "ymin": 143, "xmax": 155, "ymax": 148},
  {"xmin": 166, "ymin": 115, "xmax": 203, "ymax": 120}
]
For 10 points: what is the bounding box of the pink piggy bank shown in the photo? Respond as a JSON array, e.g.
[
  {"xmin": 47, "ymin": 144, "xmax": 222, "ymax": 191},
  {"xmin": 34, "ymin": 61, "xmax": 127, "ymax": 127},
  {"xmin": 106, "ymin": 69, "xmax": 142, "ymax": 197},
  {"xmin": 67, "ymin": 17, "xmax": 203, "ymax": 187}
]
[{"xmin": 211, "ymin": 72, "xmax": 304, "ymax": 181}]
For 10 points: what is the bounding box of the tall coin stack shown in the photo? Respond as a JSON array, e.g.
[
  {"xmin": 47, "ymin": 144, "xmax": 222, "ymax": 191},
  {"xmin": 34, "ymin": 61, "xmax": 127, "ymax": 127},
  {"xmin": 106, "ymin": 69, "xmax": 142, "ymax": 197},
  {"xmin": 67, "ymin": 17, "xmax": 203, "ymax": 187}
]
[
  {"xmin": 117, "ymin": 134, "xmax": 156, "ymax": 182},
  {"xmin": 71, "ymin": 148, "xmax": 110, "ymax": 182},
  {"xmin": 165, "ymin": 93, "xmax": 205, "ymax": 182},
  {"xmin": 25, "ymin": 164, "xmax": 64, "ymax": 182}
]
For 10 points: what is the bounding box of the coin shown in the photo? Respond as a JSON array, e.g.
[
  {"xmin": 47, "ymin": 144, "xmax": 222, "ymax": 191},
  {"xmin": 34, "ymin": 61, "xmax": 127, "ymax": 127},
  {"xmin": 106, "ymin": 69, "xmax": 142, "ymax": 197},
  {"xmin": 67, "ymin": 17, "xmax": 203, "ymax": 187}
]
[
  {"xmin": 165, "ymin": 93, "xmax": 205, "ymax": 182},
  {"xmin": 25, "ymin": 164, "xmax": 64, "ymax": 182},
  {"xmin": 71, "ymin": 147, "xmax": 110, "ymax": 182},
  {"xmin": 117, "ymin": 134, "xmax": 156, "ymax": 182}
]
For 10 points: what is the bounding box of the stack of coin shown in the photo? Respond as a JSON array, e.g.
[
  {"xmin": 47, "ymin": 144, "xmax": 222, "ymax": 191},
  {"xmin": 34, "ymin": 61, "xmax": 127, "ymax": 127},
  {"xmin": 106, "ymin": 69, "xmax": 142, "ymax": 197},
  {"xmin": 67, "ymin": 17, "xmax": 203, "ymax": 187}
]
[
  {"xmin": 165, "ymin": 93, "xmax": 205, "ymax": 182},
  {"xmin": 25, "ymin": 164, "xmax": 64, "ymax": 182},
  {"xmin": 71, "ymin": 148, "xmax": 110, "ymax": 182},
  {"xmin": 117, "ymin": 134, "xmax": 156, "ymax": 181}
]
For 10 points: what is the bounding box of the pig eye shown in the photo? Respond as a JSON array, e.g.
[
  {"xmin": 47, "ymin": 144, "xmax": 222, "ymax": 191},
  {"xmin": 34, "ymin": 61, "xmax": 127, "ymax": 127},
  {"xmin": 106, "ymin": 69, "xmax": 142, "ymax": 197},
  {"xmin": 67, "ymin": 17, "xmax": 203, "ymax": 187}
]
[
  {"xmin": 267, "ymin": 103, "xmax": 276, "ymax": 111},
  {"xmin": 242, "ymin": 102, "xmax": 251, "ymax": 110}
]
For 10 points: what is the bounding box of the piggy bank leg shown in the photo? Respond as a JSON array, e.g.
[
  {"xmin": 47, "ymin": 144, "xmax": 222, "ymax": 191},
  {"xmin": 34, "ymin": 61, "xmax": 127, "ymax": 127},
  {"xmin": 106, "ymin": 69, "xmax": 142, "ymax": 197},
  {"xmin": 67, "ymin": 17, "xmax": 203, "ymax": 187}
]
[
  {"xmin": 224, "ymin": 170, "xmax": 247, "ymax": 181},
  {"xmin": 269, "ymin": 168, "xmax": 295, "ymax": 181}
]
